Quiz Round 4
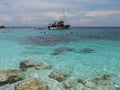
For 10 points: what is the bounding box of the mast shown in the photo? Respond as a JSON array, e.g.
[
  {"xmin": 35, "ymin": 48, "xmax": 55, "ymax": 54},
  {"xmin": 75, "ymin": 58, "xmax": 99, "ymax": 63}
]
[{"xmin": 63, "ymin": 10, "xmax": 65, "ymax": 21}]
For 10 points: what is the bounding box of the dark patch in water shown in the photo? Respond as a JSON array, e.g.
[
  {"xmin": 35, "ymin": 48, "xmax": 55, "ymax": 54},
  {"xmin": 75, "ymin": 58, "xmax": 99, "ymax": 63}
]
[
  {"xmin": 22, "ymin": 51, "xmax": 45, "ymax": 55},
  {"xmin": 79, "ymin": 48, "xmax": 95, "ymax": 53},
  {"xmin": 24, "ymin": 35, "xmax": 77, "ymax": 46},
  {"xmin": 51, "ymin": 47, "xmax": 75, "ymax": 55},
  {"xmin": 22, "ymin": 31, "xmax": 120, "ymax": 46}
]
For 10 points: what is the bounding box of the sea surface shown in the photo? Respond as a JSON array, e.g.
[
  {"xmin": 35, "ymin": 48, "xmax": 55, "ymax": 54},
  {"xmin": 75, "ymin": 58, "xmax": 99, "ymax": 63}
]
[{"xmin": 0, "ymin": 27, "xmax": 120, "ymax": 90}]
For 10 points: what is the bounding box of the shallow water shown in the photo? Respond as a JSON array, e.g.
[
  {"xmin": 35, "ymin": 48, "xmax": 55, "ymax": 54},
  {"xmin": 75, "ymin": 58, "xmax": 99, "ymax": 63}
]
[{"xmin": 0, "ymin": 27, "xmax": 120, "ymax": 89}]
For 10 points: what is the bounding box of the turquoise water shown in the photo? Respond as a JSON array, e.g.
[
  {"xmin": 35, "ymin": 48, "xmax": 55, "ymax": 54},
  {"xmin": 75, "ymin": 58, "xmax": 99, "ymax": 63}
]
[{"xmin": 0, "ymin": 27, "xmax": 120, "ymax": 89}]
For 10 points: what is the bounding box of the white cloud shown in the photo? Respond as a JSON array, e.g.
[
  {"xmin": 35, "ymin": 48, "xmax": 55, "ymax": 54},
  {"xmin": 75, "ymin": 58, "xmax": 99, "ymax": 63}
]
[
  {"xmin": 0, "ymin": 14, "xmax": 11, "ymax": 22},
  {"xmin": 0, "ymin": 0, "xmax": 120, "ymax": 26},
  {"xmin": 80, "ymin": 19, "xmax": 91, "ymax": 24},
  {"xmin": 85, "ymin": 10, "xmax": 120, "ymax": 17},
  {"xmin": 43, "ymin": 11, "xmax": 73, "ymax": 19}
]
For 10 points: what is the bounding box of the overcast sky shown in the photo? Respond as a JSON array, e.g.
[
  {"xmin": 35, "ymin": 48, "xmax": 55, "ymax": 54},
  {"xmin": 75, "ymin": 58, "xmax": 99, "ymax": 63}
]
[{"xmin": 0, "ymin": 0, "xmax": 120, "ymax": 27}]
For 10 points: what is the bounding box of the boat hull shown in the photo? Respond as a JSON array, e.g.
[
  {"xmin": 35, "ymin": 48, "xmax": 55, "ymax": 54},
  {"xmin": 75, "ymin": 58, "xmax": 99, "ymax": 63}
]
[
  {"xmin": 48, "ymin": 20, "xmax": 71, "ymax": 30},
  {"xmin": 48, "ymin": 25, "xmax": 71, "ymax": 30},
  {"xmin": 48, "ymin": 27, "xmax": 62, "ymax": 30}
]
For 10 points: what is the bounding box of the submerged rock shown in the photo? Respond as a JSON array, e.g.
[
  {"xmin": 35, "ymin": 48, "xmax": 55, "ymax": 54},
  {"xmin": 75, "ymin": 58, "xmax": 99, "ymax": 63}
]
[
  {"xmin": 99, "ymin": 85, "xmax": 118, "ymax": 90},
  {"xmin": 84, "ymin": 80, "xmax": 97, "ymax": 89},
  {"xmin": 99, "ymin": 80, "xmax": 111, "ymax": 86},
  {"xmin": 80, "ymin": 48, "xmax": 95, "ymax": 53},
  {"xmin": 49, "ymin": 70, "xmax": 69, "ymax": 82},
  {"xmin": 78, "ymin": 78, "xmax": 97, "ymax": 89},
  {"xmin": 77, "ymin": 74, "xmax": 120, "ymax": 89},
  {"xmin": 85, "ymin": 74, "xmax": 111, "ymax": 86},
  {"xmin": 93, "ymin": 74, "xmax": 111, "ymax": 86},
  {"xmin": 20, "ymin": 60, "xmax": 52, "ymax": 72},
  {"xmin": 0, "ymin": 70, "xmax": 23, "ymax": 86},
  {"xmin": 77, "ymin": 79, "xmax": 86, "ymax": 85},
  {"xmin": 63, "ymin": 80, "xmax": 73, "ymax": 89},
  {"xmin": 51, "ymin": 47, "xmax": 74, "ymax": 55},
  {"xmin": 101, "ymin": 74, "xmax": 110, "ymax": 80},
  {"xmin": 15, "ymin": 78, "xmax": 48, "ymax": 90}
]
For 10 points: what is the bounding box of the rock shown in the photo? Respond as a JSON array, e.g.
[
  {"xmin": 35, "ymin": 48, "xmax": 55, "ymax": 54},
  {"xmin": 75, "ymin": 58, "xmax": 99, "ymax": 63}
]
[
  {"xmin": 91, "ymin": 77, "xmax": 102, "ymax": 84},
  {"xmin": 77, "ymin": 74, "xmax": 120, "ymax": 89},
  {"xmin": 114, "ymin": 84, "xmax": 120, "ymax": 90},
  {"xmin": 49, "ymin": 70, "xmax": 69, "ymax": 82},
  {"xmin": 99, "ymin": 80, "xmax": 111, "ymax": 86},
  {"xmin": 20, "ymin": 60, "xmax": 52, "ymax": 71},
  {"xmin": 65, "ymin": 88, "xmax": 75, "ymax": 90},
  {"xmin": 84, "ymin": 80, "xmax": 97, "ymax": 89},
  {"xmin": 78, "ymin": 78, "xmax": 97, "ymax": 89},
  {"xmin": 101, "ymin": 74, "xmax": 110, "ymax": 80},
  {"xmin": 86, "ymin": 74, "xmax": 111, "ymax": 86},
  {"xmin": 77, "ymin": 79, "xmax": 85, "ymax": 85},
  {"xmin": 0, "ymin": 25, "xmax": 5, "ymax": 28},
  {"xmin": 15, "ymin": 78, "xmax": 48, "ymax": 90},
  {"xmin": 63, "ymin": 80, "xmax": 73, "ymax": 89},
  {"xmin": 0, "ymin": 70, "xmax": 23, "ymax": 86},
  {"xmin": 100, "ymin": 85, "xmax": 117, "ymax": 90}
]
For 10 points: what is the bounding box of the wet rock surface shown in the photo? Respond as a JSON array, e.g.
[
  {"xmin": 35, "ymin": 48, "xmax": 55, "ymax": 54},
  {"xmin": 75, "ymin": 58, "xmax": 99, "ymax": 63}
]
[
  {"xmin": 0, "ymin": 70, "xmax": 23, "ymax": 86},
  {"xmin": 20, "ymin": 60, "xmax": 52, "ymax": 71},
  {"xmin": 15, "ymin": 78, "xmax": 48, "ymax": 90},
  {"xmin": 49, "ymin": 70, "xmax": 69, "ymax": 82}
]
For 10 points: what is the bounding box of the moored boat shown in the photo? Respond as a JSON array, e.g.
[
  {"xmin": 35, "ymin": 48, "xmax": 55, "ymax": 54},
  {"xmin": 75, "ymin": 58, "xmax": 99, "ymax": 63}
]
[{"xmin": 48, "ymin": 20, "xmax": 71, "ymax": 30}]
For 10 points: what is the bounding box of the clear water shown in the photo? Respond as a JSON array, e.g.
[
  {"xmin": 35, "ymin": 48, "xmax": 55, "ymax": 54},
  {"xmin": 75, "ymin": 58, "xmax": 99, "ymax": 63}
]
[{"xmin": 0, "ymin": 27, "xmax": 120, "ymax": 89}]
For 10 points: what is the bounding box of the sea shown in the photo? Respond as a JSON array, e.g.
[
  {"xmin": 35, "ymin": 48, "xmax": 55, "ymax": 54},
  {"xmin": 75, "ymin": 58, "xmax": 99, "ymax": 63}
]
[{"xmin": 0, "ymin": 27, "xmax": 120, "ymax": 90}]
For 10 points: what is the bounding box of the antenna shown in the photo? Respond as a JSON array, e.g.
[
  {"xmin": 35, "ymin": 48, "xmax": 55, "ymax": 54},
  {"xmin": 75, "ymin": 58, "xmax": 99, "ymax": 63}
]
[{"xmin": 63, "ymin": 10, "xmax": 65, "ymax": 21}]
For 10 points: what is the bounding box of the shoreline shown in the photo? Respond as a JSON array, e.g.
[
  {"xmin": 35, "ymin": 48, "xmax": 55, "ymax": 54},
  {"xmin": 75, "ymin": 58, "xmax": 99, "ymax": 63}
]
[{"xmin": 0, "ymin": 60, "xmax": 119, "ymax": 90}]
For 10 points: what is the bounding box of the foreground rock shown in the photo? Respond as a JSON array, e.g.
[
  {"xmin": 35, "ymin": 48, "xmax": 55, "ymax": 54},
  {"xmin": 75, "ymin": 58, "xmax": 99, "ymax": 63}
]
[
  {"xmin": 20, "ymin": 60, "xmax": 52, "ymax": 72},
  {"xmin": 0, "ymin": 70, "xmax": 23, "ymax": 86},
  {"xmin": 63, "ymin": 80, "xmax": 73, "ymax": 90},
  {"xmin": 49, "ymin": 70, "xmax": 69, "ymax": 82},
  {"xmin": 15, "ymin": 78, "xmax": 48, "ymax": 90},
  {"xmin": 77, "ymin": 74, "xmax": 119, "ymax": 90}
]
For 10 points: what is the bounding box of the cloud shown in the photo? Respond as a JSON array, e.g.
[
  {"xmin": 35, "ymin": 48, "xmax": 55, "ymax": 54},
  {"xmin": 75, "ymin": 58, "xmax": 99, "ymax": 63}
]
[
  {"xmin": 0, "ymin": 16, "xmax": 11, "ymax": 22},
  {"xmin": 85, "ymin": 10, "xmax": 120, "ymax": 17},
  {"xmin": 0, "ymin": 0, "xmax": 120, "ymax": 26},
  {"xmin": 44, "ymin": 11, "xmax": 73, "ymax": 19}
]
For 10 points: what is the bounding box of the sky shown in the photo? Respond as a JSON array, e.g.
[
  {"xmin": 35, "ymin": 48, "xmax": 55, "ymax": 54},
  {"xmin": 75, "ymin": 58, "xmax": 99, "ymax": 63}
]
[{"xmin": 0, "ymin": 0, "xmax": 120, "ymax": 27}]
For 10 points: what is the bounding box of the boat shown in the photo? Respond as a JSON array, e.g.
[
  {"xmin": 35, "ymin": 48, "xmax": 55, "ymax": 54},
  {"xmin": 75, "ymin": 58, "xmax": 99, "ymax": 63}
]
[
  {"xmin": 48, "ymin": 19, "xmax": 71, "ymax": 30},
  {"xmin": 48, "ymin": 11, "xmax": 71, "ymax": 30},
  {"xmin": 48, "ymin": 19, "xmax": 70, "ymax": 30}
]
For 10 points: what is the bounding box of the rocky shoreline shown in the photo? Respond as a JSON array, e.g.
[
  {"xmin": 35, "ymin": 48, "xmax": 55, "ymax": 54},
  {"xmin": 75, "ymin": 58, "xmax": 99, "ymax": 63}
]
[
  {"xmin": 0, "ymin": 60, "xmax": 119, "ymax": 90},
  {"xmin": 0, "ymin": 25, "xmax": 5, "ymax": 29}
]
